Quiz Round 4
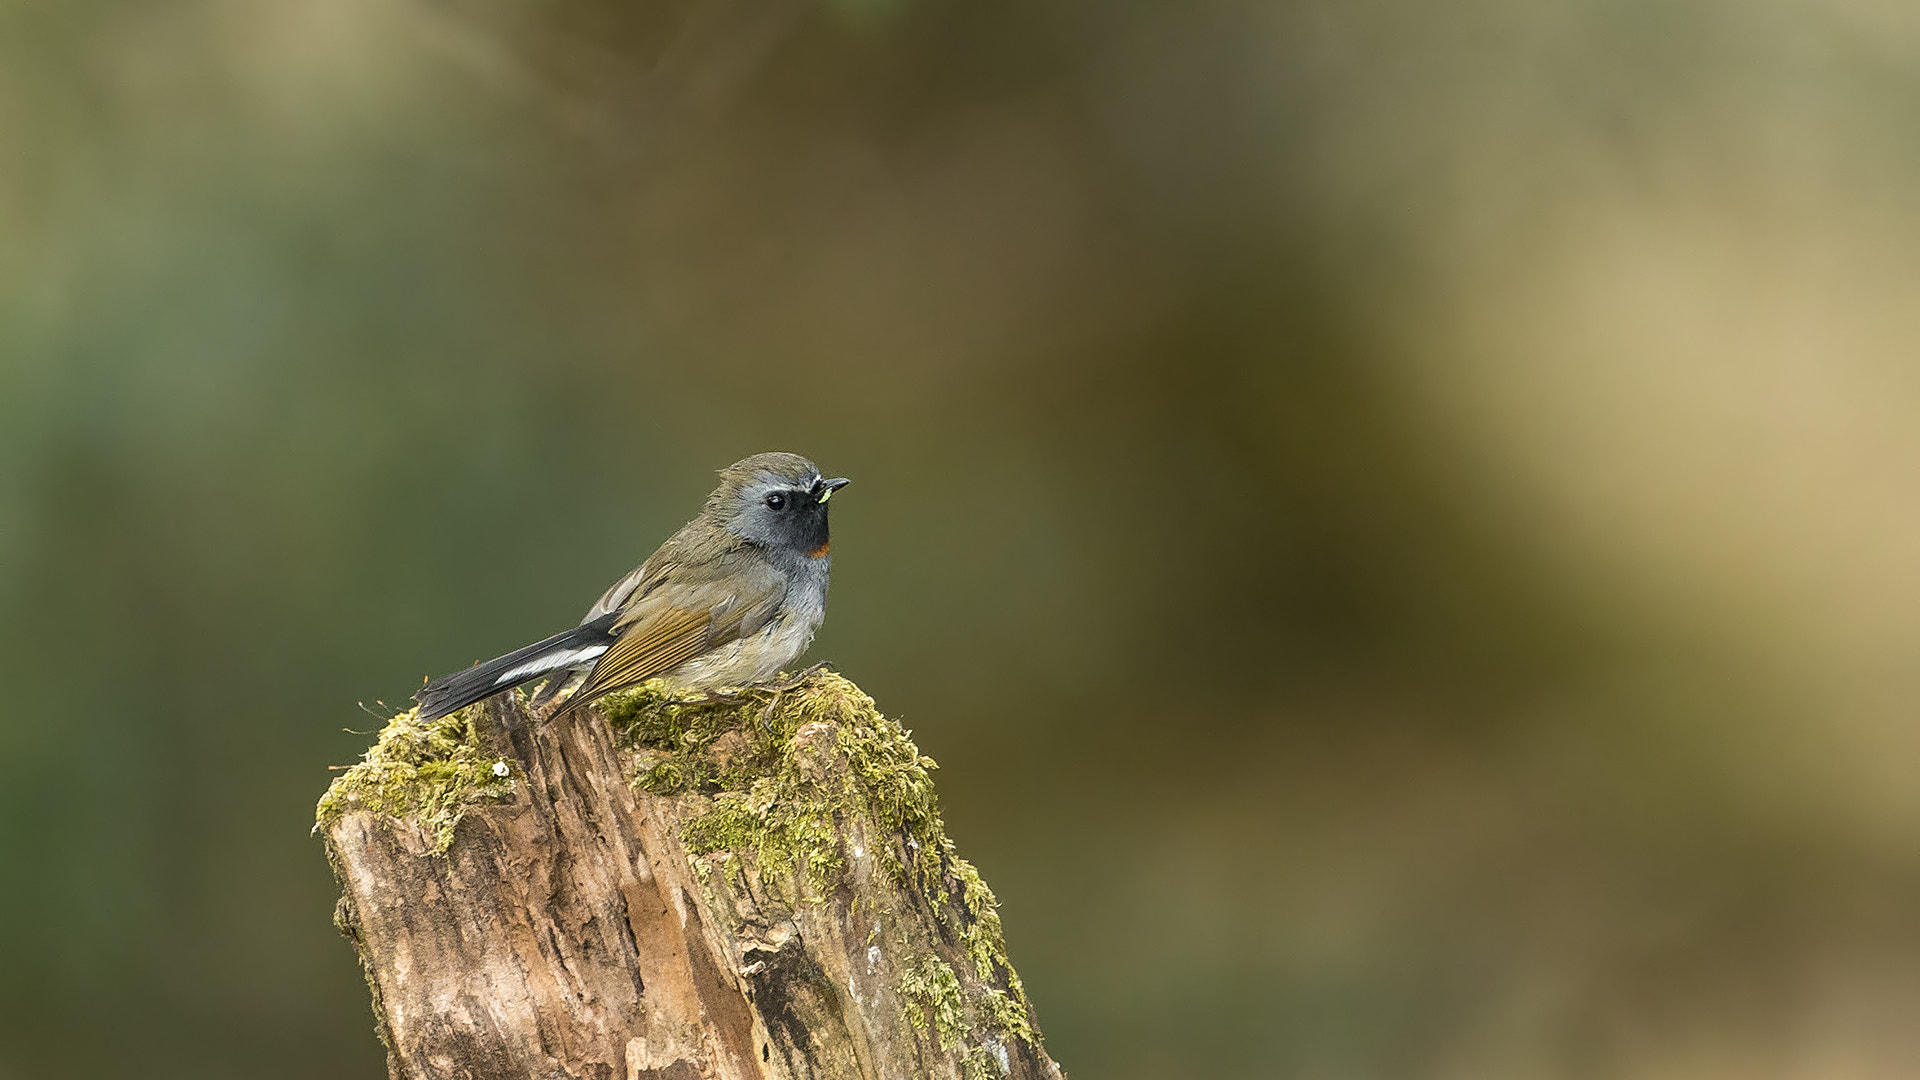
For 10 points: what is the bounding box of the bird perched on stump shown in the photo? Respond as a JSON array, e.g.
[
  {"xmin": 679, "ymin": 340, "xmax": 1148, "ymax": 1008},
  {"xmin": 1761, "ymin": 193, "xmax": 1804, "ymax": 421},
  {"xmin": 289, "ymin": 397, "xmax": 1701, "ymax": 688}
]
[{"xmin": 415, "ymin": 452, "xmax": 850, "ymax": 722}]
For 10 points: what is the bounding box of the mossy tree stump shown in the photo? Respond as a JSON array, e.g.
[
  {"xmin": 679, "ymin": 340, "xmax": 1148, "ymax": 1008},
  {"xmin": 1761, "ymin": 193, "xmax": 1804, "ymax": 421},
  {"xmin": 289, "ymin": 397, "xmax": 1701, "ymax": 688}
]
[{"xmin": 317, "ymin": 672, "xmax": 1062, "ymax": 1080}]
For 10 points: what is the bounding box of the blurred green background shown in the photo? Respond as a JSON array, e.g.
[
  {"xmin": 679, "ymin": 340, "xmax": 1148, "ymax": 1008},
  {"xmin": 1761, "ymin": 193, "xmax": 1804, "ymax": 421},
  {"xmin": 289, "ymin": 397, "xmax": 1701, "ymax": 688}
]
[{"xmin": 6, "ymin": 1, "xmax": 1920, "ymax": 1077}]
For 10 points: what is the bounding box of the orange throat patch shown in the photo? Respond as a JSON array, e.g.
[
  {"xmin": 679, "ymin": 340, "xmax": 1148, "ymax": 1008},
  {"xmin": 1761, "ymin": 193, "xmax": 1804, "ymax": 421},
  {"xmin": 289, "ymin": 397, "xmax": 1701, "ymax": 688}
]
[{"xmin": 808, "ymin": 542, "xmax": 831, "ymax": 559}]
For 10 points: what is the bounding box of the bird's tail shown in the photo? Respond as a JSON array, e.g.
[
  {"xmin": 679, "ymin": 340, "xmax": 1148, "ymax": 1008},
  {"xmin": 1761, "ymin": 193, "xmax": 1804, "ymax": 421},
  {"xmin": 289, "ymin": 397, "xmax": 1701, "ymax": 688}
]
[{"xmin": 414, "ymin": 612, "xmax": 619, "ymax": 722}]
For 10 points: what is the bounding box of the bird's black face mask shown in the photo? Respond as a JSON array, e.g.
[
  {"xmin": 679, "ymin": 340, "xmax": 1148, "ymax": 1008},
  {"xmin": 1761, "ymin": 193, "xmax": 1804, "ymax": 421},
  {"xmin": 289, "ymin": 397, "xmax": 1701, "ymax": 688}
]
[{"xmin": 731, "ymin": 473, "xmax": 848, "ymax": 559}]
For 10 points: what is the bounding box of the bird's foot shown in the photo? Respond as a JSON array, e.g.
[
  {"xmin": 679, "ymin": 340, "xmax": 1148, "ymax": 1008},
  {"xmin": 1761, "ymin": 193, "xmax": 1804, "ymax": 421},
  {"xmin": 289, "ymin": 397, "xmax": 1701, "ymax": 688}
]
[
  {"xmin": 753, "ymin": 662, "xmax": 834, "ymax": 730},
  {"xmin": 758, "ymin": 662, "xmax": 833, "ymax": 695},
  {"xmin": 665, "ymin": 664, "xmax": 833, "ymax": 729},
  {"xmin": 665, "ymin": 689, "xmax": 745, "ymax": 709}
]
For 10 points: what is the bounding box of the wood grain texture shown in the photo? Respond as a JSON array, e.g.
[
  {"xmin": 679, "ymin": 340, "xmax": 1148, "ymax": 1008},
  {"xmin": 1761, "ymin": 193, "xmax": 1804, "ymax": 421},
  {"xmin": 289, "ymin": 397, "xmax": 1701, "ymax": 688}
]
[{"xmin": 322, "ymin": 677, "xmax": 1062, "ymax": 1080}]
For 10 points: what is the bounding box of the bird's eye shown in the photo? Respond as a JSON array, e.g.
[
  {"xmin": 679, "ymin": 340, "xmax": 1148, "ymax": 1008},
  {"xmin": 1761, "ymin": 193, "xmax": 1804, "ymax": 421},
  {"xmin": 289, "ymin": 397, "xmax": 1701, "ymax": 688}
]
[{"xmin": 765, "ymin": 493, "xmax": 786, "ymax": 511}]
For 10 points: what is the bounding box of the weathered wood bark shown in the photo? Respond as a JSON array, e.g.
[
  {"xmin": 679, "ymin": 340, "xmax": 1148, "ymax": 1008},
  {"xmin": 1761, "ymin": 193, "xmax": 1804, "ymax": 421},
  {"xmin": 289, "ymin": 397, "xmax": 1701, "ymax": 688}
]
[{"xmin": 318, "ymin": 673, "xmax": 1061, "ymax": 1080}]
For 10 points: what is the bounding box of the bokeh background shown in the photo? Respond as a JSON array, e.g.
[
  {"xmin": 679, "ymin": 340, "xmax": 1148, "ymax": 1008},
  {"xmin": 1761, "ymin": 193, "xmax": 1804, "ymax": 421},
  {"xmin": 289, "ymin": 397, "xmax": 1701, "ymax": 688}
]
[{"xmin": 5, "ymin": 1, "xmax": 1920, "ymax": 1077}]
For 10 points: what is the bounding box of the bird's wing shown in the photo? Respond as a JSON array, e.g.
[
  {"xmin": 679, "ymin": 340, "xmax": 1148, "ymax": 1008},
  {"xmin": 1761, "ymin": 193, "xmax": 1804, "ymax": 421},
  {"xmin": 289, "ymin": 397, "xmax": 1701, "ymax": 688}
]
[
  {"xmin": 580, "ymin": 517, "xmax": 723, "ymax": 622},
  {"xmin": 566, "ymin": 545, "xmax": 786, "ymax": 709}
]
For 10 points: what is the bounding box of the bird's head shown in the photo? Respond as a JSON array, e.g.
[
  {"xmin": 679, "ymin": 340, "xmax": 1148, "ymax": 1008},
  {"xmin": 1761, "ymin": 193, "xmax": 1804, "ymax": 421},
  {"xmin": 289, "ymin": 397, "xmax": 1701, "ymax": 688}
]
[{"xmin": 707, "ymin": 452, "xmax": 850, "ymax": 559}]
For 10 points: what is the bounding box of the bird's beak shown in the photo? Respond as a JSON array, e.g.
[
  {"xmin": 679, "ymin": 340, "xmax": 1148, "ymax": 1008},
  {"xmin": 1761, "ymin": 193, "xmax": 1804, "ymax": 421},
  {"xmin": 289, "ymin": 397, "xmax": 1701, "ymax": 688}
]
[{"xmin": 818, "ymin": 477, "xmax": 851, "ymax": 503}]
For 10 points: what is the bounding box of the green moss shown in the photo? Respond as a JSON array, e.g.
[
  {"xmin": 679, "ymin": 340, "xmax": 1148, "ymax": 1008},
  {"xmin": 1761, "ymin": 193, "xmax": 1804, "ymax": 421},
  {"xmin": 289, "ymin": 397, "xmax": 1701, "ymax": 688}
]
[
  {"xmin": 898, "ymin": 955, "xmax": 969, "ymax": 1052},
  {"xmin": 314, "ymin": 704, "xmax": 517, "ymax": 855},
  {"xmin": 961, "ymin": 1043, "xmax": 1003, "ymax": 1080},
  {"xmin": 901, "ymin": 956, "xmax": 1015, "ymax": 1080},
  {"xmin": 606, "ymin": 672, "xmax": 942, "ymax": 900},
  {"xmin": 321, "ymin": 671, "xmax": 1046, "ymax": 1062},
  {"xmin": 948, "ymin": 850, "xmax": 1037, "ymax": 1044},
  {"xmin": 609, "ymin": 671, "xmax": 1040, "ymax": 1048}
]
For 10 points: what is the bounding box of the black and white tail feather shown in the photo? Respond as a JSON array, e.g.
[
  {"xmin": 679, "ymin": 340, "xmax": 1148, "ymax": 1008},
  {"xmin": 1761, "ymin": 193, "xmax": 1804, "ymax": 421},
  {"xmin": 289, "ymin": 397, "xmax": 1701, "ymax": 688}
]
[{"xmin": 414, "ymin": 611, "xmax": 620, "ymax": 722}]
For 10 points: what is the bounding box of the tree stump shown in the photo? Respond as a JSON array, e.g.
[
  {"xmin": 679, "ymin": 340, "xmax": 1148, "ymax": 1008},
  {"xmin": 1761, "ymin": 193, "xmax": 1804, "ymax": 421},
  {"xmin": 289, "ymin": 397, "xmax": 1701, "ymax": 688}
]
[{"xmin": 317, "ymin": 671, "xmax": 1063, "ymax": 1080}]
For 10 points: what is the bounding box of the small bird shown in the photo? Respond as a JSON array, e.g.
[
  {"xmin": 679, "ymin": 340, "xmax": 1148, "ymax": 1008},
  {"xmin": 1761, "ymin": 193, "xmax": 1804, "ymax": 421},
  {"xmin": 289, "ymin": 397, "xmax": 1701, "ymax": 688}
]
[{"xmin": 415, "ymin": 452, "xmax": 850, "ymax": 722}]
